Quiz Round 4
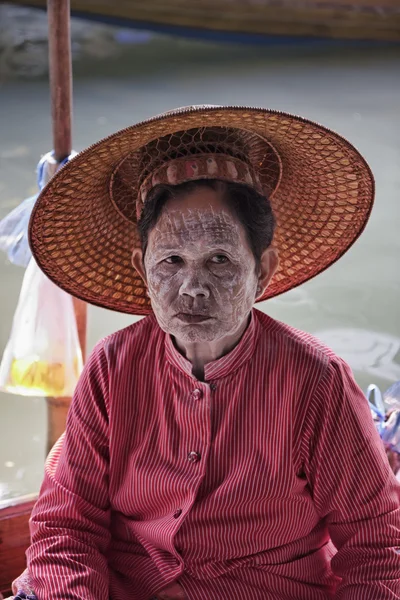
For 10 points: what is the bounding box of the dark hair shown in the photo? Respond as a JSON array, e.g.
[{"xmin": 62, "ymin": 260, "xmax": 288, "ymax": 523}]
[{"xmin": 138, "ymin": 179, "xmax": 275, "ymax": 267}]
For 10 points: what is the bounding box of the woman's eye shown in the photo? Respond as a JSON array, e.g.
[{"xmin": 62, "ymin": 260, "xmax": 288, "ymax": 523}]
[
  {"xmin": 210, "ymin": 255, "xmax": 229, "ymax": 264},
  {"xmin": 164, "ymin": 256, "xmax": 182, "ymax": 264}
]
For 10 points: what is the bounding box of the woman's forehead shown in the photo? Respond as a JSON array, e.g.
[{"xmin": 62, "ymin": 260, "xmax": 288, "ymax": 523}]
[
  {"xmin": 155, "ymin": 206, "xmax": 239, "ymax": 234},
  {"xmin": 147, "ymin": 207, "xmax": 247, "ymax": 255}
]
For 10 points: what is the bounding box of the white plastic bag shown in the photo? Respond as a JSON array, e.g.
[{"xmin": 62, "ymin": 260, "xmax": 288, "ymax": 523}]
[
  {"xmin": 0, "ymin": 258, "xmax": 83, "ymax": 397},
  {"xmin": 0, "ymin": 195, "xmax": 37, "ymax": 267}
]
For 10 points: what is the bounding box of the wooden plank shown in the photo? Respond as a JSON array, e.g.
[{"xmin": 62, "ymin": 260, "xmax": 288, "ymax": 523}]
[{"xmin": 0, "ymin": 498, "xmax": 36, "ymax": 597}]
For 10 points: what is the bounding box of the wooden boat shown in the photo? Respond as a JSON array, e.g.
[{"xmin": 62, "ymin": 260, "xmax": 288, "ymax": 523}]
[{"xmin": 8, "ymin": 0, "xmax": 400, "ymax": 42}]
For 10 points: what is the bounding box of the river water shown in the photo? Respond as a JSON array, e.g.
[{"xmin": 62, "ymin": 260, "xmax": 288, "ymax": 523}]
[{"xmin": 0, "ymin": 32, "xmax": 399, "ymax": 503}]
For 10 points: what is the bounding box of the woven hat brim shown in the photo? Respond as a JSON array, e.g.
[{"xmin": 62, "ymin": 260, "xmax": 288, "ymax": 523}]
[{"xmin": 29, "ymin": 106, "xmax": 374, "ymax": 315}]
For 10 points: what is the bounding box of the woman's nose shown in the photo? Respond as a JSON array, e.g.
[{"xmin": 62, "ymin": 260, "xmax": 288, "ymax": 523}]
[{"xmin": 179, "ymin": 270, "xmax": 210, "ymax": 299}]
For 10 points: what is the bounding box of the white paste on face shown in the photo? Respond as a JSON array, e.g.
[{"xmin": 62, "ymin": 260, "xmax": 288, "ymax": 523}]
[{"xmin": 144, "ymin": 193, "xmax": 259, "ymax": 345}]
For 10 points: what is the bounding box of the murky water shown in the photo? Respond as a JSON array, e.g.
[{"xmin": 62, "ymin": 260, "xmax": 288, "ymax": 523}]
[{"xmin": 1, "ymin": 33, "xmax": 399, "ymax": 503}]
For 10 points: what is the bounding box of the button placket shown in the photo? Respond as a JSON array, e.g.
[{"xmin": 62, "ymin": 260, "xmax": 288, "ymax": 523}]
[
  {"xmin": 168, "ymin": 381, "xmax": 212, "ymax": 560},
  {"xmin": 178, "ymin": 382, "xmax": 211, "ymax": 514}
]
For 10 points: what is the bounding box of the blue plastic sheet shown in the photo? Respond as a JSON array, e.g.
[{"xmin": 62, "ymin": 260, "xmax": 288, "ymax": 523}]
[
  {"xmin": 366, "ymin": 381, "xmax": 400, "ymax": 453},
  {"xmin": 0, "ymin": 150, "xmax": 76, "ymax": 267},
  {"xmin": 0, "ymin": 195, "xmax": 38, "ymax": 267}
]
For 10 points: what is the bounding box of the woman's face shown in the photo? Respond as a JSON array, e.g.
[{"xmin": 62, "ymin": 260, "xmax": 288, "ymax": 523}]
[{"xmin": 143, "ymin": 187, "xmax": 260, "ymax": 344}]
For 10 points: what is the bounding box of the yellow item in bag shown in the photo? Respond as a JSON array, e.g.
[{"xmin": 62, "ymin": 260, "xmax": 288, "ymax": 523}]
[{"xmin": 0, "ymin": 258, "xmax": 83, "ymax": 397}]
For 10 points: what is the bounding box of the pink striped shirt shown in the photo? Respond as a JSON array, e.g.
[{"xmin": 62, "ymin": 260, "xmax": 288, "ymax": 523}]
[{"xmin": 26, "ymin": 309, "xmax": 400, "ymax": 599}]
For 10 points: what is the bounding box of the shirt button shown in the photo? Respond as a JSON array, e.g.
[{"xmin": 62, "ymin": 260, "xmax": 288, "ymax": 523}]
[
  {"xmin": 187, "ymin": 451, "xmax": 201, "ymax": 463},
  {"xmin": 173, "ymin": 509, "xmax": 182, "ymax": 518},
  {"xmin": 191, "ymin": 388, "xmax": 203, "ymax": 401},
  {"xmin": 210, "ymin": 383, "xmax": 217, "ymax": 391}
]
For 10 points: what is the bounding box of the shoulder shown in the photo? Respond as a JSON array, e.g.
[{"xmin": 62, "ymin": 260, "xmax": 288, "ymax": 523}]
[
  {"xmin": 255, "ymin": 312, "xmax": 367, "ymax": 408},
  {"xmin": 70, "ymin": 315, "xmax": 161, "ymax": 416},
  {"xmin": 254, "ymin": 308, "xmax": 339, "ymax": 368},
  {"xmin": 252, "ymin": 308, "xmax": 353, "ymax": 396},
  {"xmin": 97, "ymin": 313, "xmax": 162, "ymax": 362}
]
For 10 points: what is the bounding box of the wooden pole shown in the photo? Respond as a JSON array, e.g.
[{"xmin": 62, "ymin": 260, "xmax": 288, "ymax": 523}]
[
  {"xmin": 47, "ymin": 0, "xmax": 72, "ymax": 162},
  {"xmin": 45, "ymin": 0, "xmax": 87, "ymax": 455}
]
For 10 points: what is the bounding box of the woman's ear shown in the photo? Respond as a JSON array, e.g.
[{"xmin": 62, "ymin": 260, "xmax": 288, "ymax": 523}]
[
  {"xmin": 131, "ymin": 248, "xmax": 147, "ymax": 285},
  {"xmin": 256, "ymin": 247, "xmax": 279, "ymax": 298}
]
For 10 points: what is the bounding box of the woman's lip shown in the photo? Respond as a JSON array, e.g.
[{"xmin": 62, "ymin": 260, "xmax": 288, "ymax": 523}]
[{"xmin": 176, "ymin": 313, "xmax": 212, "ymax": 323}]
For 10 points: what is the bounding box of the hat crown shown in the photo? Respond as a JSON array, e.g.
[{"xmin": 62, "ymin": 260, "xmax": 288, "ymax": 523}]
[{"xmin": 110, "ymin": 126, "xmax": 282, "ymax": 223}]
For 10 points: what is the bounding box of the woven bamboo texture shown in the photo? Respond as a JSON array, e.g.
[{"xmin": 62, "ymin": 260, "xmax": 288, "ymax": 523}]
[{"xmin": 29, "ymin": 106, "xmax": 374, "ymax": 316}]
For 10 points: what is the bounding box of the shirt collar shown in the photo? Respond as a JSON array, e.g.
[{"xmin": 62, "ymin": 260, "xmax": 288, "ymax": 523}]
[{"xmin": 165, "ymin": 309, "xmax": 261, "ymax": 381}]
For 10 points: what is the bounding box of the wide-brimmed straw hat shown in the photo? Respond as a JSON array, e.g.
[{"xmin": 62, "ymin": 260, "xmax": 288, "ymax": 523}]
[{"xmin": 29, "ymin": 105, "xmax": 374, "ymax": 315}]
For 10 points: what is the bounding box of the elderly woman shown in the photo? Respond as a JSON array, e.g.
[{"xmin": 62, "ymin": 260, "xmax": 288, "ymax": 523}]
[{"xmin": 9, "ymin": 107, "xmax": 400, "ymax": 600}]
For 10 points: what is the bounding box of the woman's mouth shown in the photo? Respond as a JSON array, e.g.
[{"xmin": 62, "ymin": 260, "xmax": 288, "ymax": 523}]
[{"xmin": 176, "ymin": 313, "xmax": 212, "ymax": 323}]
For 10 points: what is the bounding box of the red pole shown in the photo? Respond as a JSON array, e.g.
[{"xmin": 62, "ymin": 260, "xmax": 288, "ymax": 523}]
[{"xmin": 46, "ymin": 0, "xmax": 87, "ymax": 453}]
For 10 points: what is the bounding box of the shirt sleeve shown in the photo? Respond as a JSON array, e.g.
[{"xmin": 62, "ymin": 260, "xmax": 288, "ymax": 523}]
[
  {"xmin": 303, "ymin": 356, "xmax": 400, "ymax": 599},
  {"xmin": 26, "ymin": 341, "xmax": 111, "ymax": 600}
]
